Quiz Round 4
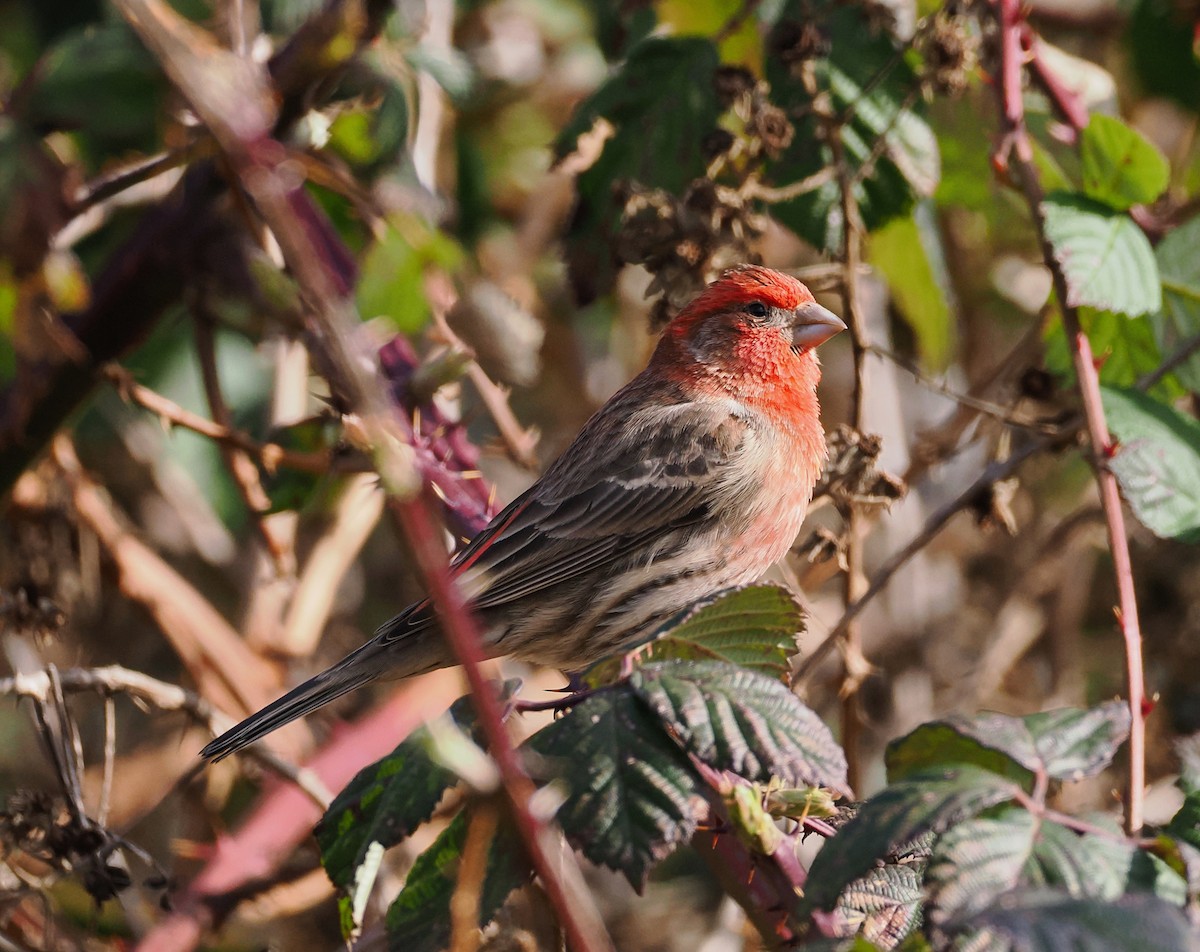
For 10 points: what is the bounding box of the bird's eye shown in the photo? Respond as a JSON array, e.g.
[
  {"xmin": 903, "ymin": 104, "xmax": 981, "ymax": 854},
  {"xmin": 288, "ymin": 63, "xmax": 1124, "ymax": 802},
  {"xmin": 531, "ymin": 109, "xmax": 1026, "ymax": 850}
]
[{"xmin": 746, "ymin": 301, "xmax": 768, "ymax": 319}]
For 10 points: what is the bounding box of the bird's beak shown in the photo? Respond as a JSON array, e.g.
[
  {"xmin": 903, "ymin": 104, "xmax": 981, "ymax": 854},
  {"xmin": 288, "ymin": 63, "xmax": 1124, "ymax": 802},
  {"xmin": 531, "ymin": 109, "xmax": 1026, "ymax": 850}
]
[{"xmin": 791, "ymin": 302, "xmax": 847, "ymax": 351}]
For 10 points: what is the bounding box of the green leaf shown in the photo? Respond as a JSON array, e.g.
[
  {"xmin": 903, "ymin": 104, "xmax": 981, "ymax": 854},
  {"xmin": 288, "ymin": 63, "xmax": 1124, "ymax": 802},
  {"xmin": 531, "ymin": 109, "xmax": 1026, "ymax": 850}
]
[
  {"xmin": 316, "ymin": 687, "xmax": 517, "ymax": 939},
  {"xmin": 1151, "ymin": 215, "xmax": 1200, "ymax": 391},
  {"xmin": 887, "ymin": 703, "xmax": 1130, "ymax": 786},
  {"xmin": 356, "ymin": 214, "xmax": 463, "ymax": 333},
  {"xmin": 1043, "ymin": 307, "xmax": 1170, "ymax": 395},
  {"xmin": 326, "ymin": 55, "xmax": 411, "ymax": 176},
  {"xmin": 837, "ymin": 863, "xmax": 925, "ymax": 947},
  {"xmin": 886, "ymin": 714, "xmax": 1039, "ymax": 788},
  {"xmin": 385, "ymin": 809, "xmax": 530, "ymax": 952},
  {"xmin": 22, "ymin": 24, "xmax": 166, "ymax": 151},
  {"xmin": 868, "ymin": 208, "xmax": 955, "ymax": 369},
  {"xmin": 927, "ymin": 810, "xmax": 1039, "ymax": 922},
  {"xmin": 1102, "ymin": 386, "xmax": 1200, "ymax": 543},
  {"xmin": 527, "ymin": 687, "xmax": 702, "ymax": 888},
  {"xmin": 1080, "ymin": 115, "xmax": 1170, "ymax": 210},
  {"xmin": 643, "ymin": 584, "xmax": 804, "ymax": 681},
  {"xmin": 556, "ymin": 36, "xmax": 722, "ymax": 298},
  {"xmin": 1022, "ymin": 703, "xmax": 1133, "ymax": 781},
  {"xmin": 766, "ymin": 4, "xmax": 938, "ymax": 252},
  {"xmin": 1041, "ymin": 193, "xmax": 1161, "ymax": 317},
  {"xmin": 1028, "ymin": 819, "xmax": 1130, "ymax": 900},
  {"xmin": 1167, "ymin": 789, "xmax": 1200, "ymax": 854},
  {"xmin": 631, "ymin": 661, "xmax": 849, "ymax": 794},
  {"xmin": 804, "ymin": 765, "xmax": 1021, "ymax": 911},
  {"xmin": 946, "ymin": 889, "xmax": 1197, "ymax": 952}
]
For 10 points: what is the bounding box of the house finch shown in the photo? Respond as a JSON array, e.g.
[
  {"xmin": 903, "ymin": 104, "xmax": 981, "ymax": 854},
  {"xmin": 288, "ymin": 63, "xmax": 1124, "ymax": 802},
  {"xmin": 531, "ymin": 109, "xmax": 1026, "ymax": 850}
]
[{"xmin": 202, "ymin": 265, "xmax": 844, "ymax": 761}]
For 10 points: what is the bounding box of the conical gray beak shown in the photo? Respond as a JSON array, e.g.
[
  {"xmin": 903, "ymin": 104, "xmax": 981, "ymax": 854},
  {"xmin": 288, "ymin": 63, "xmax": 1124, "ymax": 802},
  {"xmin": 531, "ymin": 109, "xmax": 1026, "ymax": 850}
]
[{"xmin": 791, "ymin": 302, "xmax": 846, "ymax": 350}]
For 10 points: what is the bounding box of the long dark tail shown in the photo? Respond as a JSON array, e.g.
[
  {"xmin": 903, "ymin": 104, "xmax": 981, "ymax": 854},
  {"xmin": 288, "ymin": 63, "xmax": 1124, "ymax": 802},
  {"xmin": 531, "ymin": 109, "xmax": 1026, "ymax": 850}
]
[{"xmin": 200, "ymin": 608, "xmax": 441, "ymax": 761}]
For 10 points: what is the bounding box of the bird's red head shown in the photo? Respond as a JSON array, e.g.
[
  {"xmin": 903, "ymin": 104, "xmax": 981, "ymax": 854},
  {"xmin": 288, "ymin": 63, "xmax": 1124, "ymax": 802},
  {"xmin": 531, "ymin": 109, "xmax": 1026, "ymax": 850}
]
[{"xmin": 654, "ymin": 265, "xmax": 845, "ymax": 391}]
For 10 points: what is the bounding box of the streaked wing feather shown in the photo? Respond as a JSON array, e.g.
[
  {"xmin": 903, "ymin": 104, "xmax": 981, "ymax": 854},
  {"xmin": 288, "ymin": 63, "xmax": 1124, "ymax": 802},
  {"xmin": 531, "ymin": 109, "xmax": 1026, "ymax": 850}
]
[{"xmin": 455, "ymin": 400, "xmax": 750, "ymax": 612}]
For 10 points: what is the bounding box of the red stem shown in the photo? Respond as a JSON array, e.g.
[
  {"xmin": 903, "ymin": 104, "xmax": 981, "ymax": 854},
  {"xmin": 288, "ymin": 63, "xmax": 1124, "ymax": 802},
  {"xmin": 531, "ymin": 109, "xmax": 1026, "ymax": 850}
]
[
  {"xmin": 116, "ymin": 0, "xmax": 615, "ymax": 943},
  {"xmin": 991, "ymin": 0, "xmax": 1146, "ymax": 834}
]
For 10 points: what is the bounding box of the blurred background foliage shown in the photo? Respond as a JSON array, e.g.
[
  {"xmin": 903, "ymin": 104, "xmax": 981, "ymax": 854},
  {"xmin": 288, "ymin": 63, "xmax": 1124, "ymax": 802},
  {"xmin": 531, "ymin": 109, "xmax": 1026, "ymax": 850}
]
[{"xmin": 0, "ymin": 0, "xmax": 1199, "ymax": 948}]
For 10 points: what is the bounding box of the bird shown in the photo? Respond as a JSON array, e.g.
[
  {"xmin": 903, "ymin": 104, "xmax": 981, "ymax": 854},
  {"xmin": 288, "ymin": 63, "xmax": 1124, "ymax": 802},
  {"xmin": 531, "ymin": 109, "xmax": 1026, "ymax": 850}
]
[{"xmin": 201, "ymin": 265, "xmax": 844, "ymax": 761}]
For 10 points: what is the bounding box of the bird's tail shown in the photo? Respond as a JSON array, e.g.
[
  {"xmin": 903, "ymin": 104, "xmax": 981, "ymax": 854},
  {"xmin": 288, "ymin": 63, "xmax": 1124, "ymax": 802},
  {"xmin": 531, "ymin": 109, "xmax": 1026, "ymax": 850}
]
[{"xmin": 200, "ymin": 609, "xmax": 441, "ymax": 762}]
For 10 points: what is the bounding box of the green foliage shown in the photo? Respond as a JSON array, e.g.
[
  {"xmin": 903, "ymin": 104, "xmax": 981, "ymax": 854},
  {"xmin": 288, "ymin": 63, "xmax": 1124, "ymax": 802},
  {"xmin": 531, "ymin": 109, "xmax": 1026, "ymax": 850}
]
[
  {"xmin": 1041, "ymin": 193, "xmax": 1161, "ymax": 317},
  {"xmin": 356, "ymin": 215, "xmax": 463, "ymax": 334},
  {"xmin": 1079, "ymin": 115, "xmax": 1169, "ymax": 211},
  {"xmin": 21, "ymin": 23, "xmax": 166, "ymax": 153},
  {"xmin": 886, "ymin": 703, "xmax": 1131, "ymax": 786},
  {"xmin": 557, "ymin": 36, "xmax": 722, "ymax": 297},
  {"xmin": 766, "ymin": 4, "xmax": 938, "ymax": 253},
  {"xmin": 527, "ymin": 685, "xmax": 703, "ymax": 888},
  {"xmin": 944, "ymin": 889, "xmax": 1196, "ymax": 952},
  {"xmin": 1128, "ymin": 0, "xmax": 1200, "ymax": 114},
  {"xmin": 315, "ymin": 689, "xmax": 516, "ymax": 938},
  {"xmin": 1043, "ymin": 307, "xmax": 1170, "ymax": 394},
  {"xmin": 631, "ymin": 661, "xmax": 849, "ymax": 793},
  {"xmin": 1102, "ymin": 386, "xmax": 1200, "ymax": 544},
  {"xmin": 1151, "ymin": 215, "xmax": 1200, "ymax": 391},
  {"xmin": 868, "ymin": 210, "xmax": 954, "ymax": 369},
  {"xmin": 384, "ymin": 809, "xmax": 530, "ymax": 952},
  {"xmin": 804, "ymin": 766, "xmax": 1023, "ymax": 911},
  {"xmin": 633, "ymin": 584, "xmax": 804, "ymax": 681}
]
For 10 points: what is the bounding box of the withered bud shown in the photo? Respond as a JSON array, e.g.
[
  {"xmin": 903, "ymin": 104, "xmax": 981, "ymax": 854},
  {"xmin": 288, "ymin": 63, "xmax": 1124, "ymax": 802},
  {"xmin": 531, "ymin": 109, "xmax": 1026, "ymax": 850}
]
[
  {"xmin": 771, "ymin": 20, "xmax": 829, "ymax": 65},
  {"xmin": 749, "ymin": 101, "xmax": 795, "ymax": 157},
  {"xmin": 714, "ymin": 65, "xmax": 756, "ymax": 106}
]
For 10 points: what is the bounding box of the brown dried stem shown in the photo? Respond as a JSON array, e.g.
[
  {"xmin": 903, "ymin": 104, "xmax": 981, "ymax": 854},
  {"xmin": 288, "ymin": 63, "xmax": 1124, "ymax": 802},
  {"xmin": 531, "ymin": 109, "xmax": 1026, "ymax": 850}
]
[
  {"xmin": 104, "ymin": 364, "xmax": 332, "ymax": 474},
  {"xmin": 830, "ymin": 124, "xmax": 870, "ymax": 794}
]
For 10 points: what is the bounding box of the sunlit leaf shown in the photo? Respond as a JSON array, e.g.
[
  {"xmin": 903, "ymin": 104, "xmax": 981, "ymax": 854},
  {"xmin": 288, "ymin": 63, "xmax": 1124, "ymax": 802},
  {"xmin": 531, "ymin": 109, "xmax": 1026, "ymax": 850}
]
[
  {"xmin": 1080, "ymin": 115, "xmax": 1169, "ymax": 210},
  {"xmin": 868, "ymin": 209, "xmax": 954, "ymax": 369},
  {"xmin": 1102, "ymin": 386, "xmax": 1200, "ymax": 543},
  {"xmin": 631, "ymin": 661, "xmax": 849, "ymax": 794},
  {"xmin": 643, "ymin": 584, "xmax": 804, "ymax": 681},
  {"xmin": 357, "ymin": 215, "xmax": 463, "ymax": 333},
  {"xmin": 837, "ymin": 862, "xmax": 925, "ymax": 947},
  {"xmin": 1041, "ymin": 193, "xmax": 1161, "ymax": 317},
  {"xmin": 927, "ymin": 809, "xmax": 1038, "ymax": 922},
  {"xmin": 886, "ymin": 703, "xmax": 1129, "ymax": 786}
]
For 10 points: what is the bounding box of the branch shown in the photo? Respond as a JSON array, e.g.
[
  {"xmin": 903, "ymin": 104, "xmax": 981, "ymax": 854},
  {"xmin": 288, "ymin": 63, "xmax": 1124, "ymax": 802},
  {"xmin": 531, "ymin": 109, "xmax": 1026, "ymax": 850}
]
[
  {"xmin": 46, "ymin": 436, "xmax": 289, "ymax": 730},
  {"xmin": 104, "ymin": 364, "xmax": 333, "ymax": 474},
  {"xmin": 0, "ymin": 664, "xmax": 330, "ymax": 809},
  {"xmin": 990, "ymin": 0, "xmax": 1146, "ymax": 834},
  {"xmin": 134, "ymin": 673, "xmax": 465, "ymax": 952},
  {"xmin": 113, "ymin": 2, "xmax": 614, "ymax": 946},
  {"xmin": 796, "ymin": 435, "xmax": 1055, "ymax": 684}
]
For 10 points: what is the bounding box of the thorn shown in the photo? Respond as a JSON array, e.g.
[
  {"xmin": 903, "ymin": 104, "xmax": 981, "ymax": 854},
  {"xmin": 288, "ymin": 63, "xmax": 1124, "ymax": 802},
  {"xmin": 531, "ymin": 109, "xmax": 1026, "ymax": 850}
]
[
  {"xmin": 1101, "ymin": 438, "xmax": 1120, "ymax": 459},
  {"xmin": 747, "ymin": 868, "xmax": 756, "ymax": 885},
  {"xmin": 1141, "ymin": 696, "xmax": 1156, "ymax": 719}
]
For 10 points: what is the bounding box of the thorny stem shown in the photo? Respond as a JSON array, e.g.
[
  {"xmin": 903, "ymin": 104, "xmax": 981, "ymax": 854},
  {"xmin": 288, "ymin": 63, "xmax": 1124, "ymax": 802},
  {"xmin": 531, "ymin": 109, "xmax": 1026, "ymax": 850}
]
[
  {"xmin": 113, "ymin": 1, "xmax": 613, "ymax": 944},
  {"xmin": 990, "ymin": 0, "xmax": 1146, "ymax": 834}
]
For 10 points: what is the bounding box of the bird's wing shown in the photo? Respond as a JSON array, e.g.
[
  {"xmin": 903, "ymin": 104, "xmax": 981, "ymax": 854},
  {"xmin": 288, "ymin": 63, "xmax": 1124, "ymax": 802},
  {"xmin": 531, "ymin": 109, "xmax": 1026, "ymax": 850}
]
[{"xmin": 379, "ymin": 400, "xmax": 753, "ymax": 640}]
